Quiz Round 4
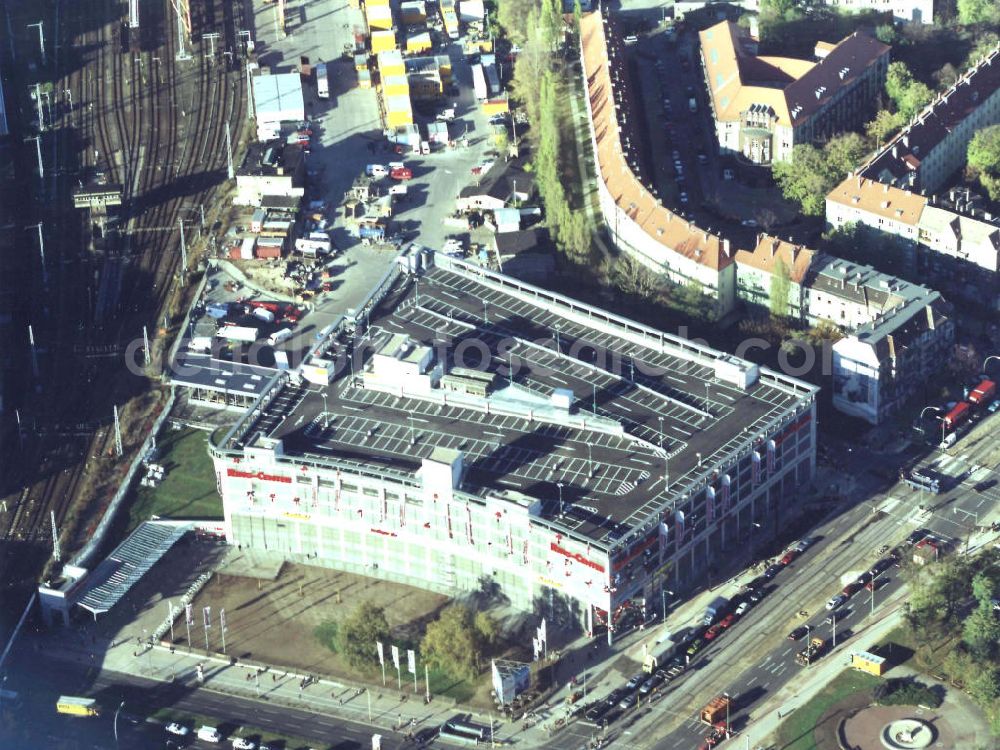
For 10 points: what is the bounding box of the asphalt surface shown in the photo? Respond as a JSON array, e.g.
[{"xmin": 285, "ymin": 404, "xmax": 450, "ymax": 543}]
[
  {"xmin": 540, "ymin": 414, "xmax": 1000, "ymax": 750},
  {"xmin": 4, "ymin": 654, "xmax": 408, "ymax": 750}
]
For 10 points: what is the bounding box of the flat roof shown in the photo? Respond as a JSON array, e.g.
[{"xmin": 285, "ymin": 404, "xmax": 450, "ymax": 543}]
[
  {"xmin": 77, "ymin": 522, "xmax": 189, "ymax": 615},
  {"xmin": 242, "ymin": 259, "xmax": 813, "ymax": 543},
  {"xmin": 252, "ymin": 73, "xmax": 304, "ymax": 122},
  {"xmin": 169, "ymin": 351, "xmax": 280, "ymax": 396}
]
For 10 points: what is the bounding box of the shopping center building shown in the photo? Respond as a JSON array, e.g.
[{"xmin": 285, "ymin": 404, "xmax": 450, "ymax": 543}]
[{"xmin": 209, "ymin": 250, "xmax": 818, "ymax": 638}]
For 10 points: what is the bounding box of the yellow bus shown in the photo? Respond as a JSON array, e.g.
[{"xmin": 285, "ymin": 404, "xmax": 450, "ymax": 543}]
[{"xmin": 56, "ymin": 696, "xmax": 100, "ymax": 717}]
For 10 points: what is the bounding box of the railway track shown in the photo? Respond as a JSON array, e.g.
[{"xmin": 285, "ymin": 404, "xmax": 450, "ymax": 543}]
[{"xmin": 0, "ymin": 0, "xmax": 249, "ymax": 588}]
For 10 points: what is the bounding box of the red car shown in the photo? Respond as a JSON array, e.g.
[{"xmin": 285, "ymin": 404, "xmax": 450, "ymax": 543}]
[
  {"xmin": 718, "ymin": 614, "xmax": 736, "ymax": 629},
  {"xmin": 390, "ymin": 167, "xmax": 413, "ymax": 181},
  {"xmin": 842, "ymin": 582, "xmax": 862, "ymax": 598},
  {"xmin": 704, "ymin": 624, "xmax": 723, "ymax": 641},
  {"xmin": 780, "ymin": 550, "xmax": 798, "ymax": 565}
]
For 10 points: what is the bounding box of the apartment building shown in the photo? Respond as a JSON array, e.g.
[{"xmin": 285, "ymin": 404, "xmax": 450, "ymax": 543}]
[
  {"xmin": 832, "ymin": 293, "xmax": 954, "ymax": 425},
  {"xmin": 698, "ymin": 21, "xmax": 888, "ymax": 166},
  {"xmin": 581, "ymin": 11, "xmax": 737, "ymax": 315},
  {"xmin": 734, "ymin": 236, "xmax": 816, "ymax": 319},
  {"xmin": 860, "ymin": 47, "xmax": 1000, "ymax": 195},
  {"xmin": 825, "ymin": 176, "xmax": 926, "ymax": 244},
  {"xmin": 822, "ymin": 0, "xmax": 932, "ymax": 24}
]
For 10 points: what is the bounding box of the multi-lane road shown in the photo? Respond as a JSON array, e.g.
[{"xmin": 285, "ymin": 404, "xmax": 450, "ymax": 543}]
[
  {"xmin": 5, "ymin": 654, "xmax": 405, "ymax": 750},
  {"xmin": 549, "ymin": 418, "xmax": 1000, "ymax": 750}
]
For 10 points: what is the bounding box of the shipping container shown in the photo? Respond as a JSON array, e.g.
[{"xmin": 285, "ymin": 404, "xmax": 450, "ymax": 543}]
[
  {"xmin": 371, "ymin": 29, "xmax": 397, "ymax": 55},
  {"xmin": 256, "ymin": 241, "xmax": 284, "ymax": 259},
  {"xmin": 851, "ymin": 651, "xmax": 886, "ymax": 676},
  {"xmin": 216, "ymin": 325, "xmax": 260, "ymax": 343},
  {"xmin": 400, "ymin": 0, "xmax": 427, "ymax": 23},
  {"xmin": 358, "ymin": 69, "xmax": 372, "ymax": 89},
  {"xmin": 250, "ymin": 208, "xmax": 267, "ymax": 233},
  {"xmin": 441, "ymin": 9, "xmax": 460, "ymax": 39}
]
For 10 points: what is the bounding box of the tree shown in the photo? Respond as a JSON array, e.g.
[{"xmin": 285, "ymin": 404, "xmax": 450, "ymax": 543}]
[
  {"xmin": 967, "ymin": 125, "xmax": 1000, "ymax": 201},
  {"xmin": 957, "ymin": 0, "xmax": 1000, "ymax": 25},
  {"xmin": 420, "ymin": 605, "xmax": 483, "ymax": 680},
  {"xmin": 496, "ymin": 0, "xmax": 536, "ymax": 45},
  {"xmin": 540, "ymin": 0, "xmax": 564, "ymax": 50},
  {"xmin": 474, "ymin": 611, "xmax": 501, "ymax": 647},
  {"xmin": 967, "ymin": 666, "xmax": 1000, "ymax": 707},
  {"xmin": 963, "ymin": 606, "xmax": 1000, "ymax": 660},
  {"xmin": 335, "ymin": 602, "xmax": 391, "ymax": 669},
  {"xmin": 866, "ymin": 110, "xmax": 904, "ymax": 149},
  {"xmin": 769, "ymin": 257, "xmax": 791, "ymax": 319},
  {"xmin": 824, "ymin": 132, "xmax": 869, "ymax": 176},
  {"xmin": 773, "ymin": 144, "xmax": 835, "ymax": 216},
  {"xmin": 885, "ymin": 61, "xmax": 933, "ymax": 122},
  {"xmin": 875, "ymin": 24, "xmax": 897, "ymax": 45}
]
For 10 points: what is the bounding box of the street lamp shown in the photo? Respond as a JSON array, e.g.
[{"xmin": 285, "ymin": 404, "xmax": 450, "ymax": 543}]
[
  {"xmin": 661, "ymin": 588, "xmax": 674, "ymax": 620},
  {"xmin": 557, "ymin": 482, "xmax": 565, "ymax": 515},
  {"xmin": 114, "ymin": 701, "xmax": 125, "ymax": 748},
  {"xmin": 982, "ymin": 355, "xmax": 1000, "ymax": 374}
]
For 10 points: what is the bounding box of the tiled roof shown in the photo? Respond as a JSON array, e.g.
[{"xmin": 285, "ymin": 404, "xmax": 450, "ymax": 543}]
[
  {"xmin": 582, "ymin": 12, "xmax": 732, "ymax": 271},
  {"xmin": 699, "ymin": 21, "xmax": 888, "ymax": 127},
  {"xmin": 860, "ymin": 46, "xmax": 1000, "ymax": 189},
  {"xmin": 734, "ymin": 234, "xmax": 816, "ymax": 283},
  {"xmin": 826, "ymin": 175, "xmax": 928, "ymax": 226}
]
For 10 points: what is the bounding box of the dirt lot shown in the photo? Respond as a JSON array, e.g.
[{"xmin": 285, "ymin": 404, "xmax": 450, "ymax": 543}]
[{"xmin": 190, "ymin": 562, "xmax": 456, "ymax": 687}]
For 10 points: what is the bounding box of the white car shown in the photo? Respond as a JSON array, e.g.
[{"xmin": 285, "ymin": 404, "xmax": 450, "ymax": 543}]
[
  {"xmin": 165, "ymin": 723, "xmax": 190, "ymax": 737},
  {"xmin": 735, "ymin": 601, "xmax": 750, "ymax": 616},
  {"xmin": 198, "ymin": 726, "xmax": 222, "ymax": 743},
  {"xmin": 442, "ymin": 238, "xmax": 464, "ymax": 256},
  {"xmin": 826, "ymin": 594, "xmax": 848, "ymax": 610},
  {"xmin": 232, "ymin": 738, "xmax": 257, "ymax": 750}
]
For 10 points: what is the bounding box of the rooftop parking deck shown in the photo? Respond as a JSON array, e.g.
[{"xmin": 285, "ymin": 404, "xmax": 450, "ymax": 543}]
[{"xmin": 247, "ymin": 261, "xmax": 810, "ymax": 542}]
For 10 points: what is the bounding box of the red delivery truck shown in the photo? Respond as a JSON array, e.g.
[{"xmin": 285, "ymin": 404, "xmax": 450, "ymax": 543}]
[
  {"xmin": 943, "ymin": 401, "xmax": 970, "ymax": 431},
  {"xmin": 968, "ymin": 379, "xmax": 996, "ymax": 406}
]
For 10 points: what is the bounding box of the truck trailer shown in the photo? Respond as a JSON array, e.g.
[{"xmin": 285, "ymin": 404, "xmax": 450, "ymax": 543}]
[
  {"xmin": 56, "ymin": 696, "xmax": 100, "ymax": 717},
  {"xmin": 216, "ymin": 325, "xmax": 260, "ymax": 343},
  {"xmin": 472, "ymin": 63, "xmax": 488, "ymax": 101},
  {"xmin": 943, "ymin": 401, "xmax": 970, "ymax": 431},
  {"xmin": 699, "ymin": 695, "xmax": 731, "ymax": 725},
  {"xmin": 969, "ymin": 379, "xmax": 996, "ymax": 407}
]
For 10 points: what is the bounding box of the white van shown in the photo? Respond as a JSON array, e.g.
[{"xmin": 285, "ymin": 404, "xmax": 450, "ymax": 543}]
[
  {"xmin": 365, "ymin": 164, "xmax": 388, "ymax": 178},
  {"xmin": 268, "ymin": 328, "xmax": 294, "ymax": 346},
  {"xmin": 420, "ymin": 140, "xmax": 430, "ymax": 155},
  {"xmin": 197, "ymin": 726, "xmax": 222, "ymax": 743}
]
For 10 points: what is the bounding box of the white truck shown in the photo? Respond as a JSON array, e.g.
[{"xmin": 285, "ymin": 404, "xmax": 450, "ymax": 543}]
[
  {"xmin": 216, "ymin": 325, "xmax": 259, "ymax": 343},
  {"xmin": 187, "ymin": 336, "xmax": 213, "ymax": 353},
  {"xmin": 316, "ymin": 61, "xmax": 329, "ymax": 99},
  {"xmin": 472, "ymin": 63, "xmax": 488, "ymax": 101}
]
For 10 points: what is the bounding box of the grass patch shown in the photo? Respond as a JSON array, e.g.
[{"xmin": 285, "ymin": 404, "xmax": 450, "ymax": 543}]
[
  {"xmin": 774, "ymin": 669, "xmax": 880, "ymax": 750},
  {"xmin": 127, "ymin": 427, "xmax": 222, "ymax": 530}
]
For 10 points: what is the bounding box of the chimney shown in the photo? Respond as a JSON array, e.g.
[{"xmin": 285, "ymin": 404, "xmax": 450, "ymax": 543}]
[
  {"xmin": 892, "ymin": 145, "xmax": 898, "ymax": 158},
  {"xmin": 902, "ymin": 135, "xmax": 909, "ymax": 147},
  {"xmin": 883, "ymin": 183, "xmax": 889, "ymax": 193},
  {"xmin": 723, "ymin": 238, "xmax": 731, "ymax": 257}
]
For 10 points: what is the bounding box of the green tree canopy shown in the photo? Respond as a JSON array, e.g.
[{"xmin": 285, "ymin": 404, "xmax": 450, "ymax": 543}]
[
  {"xmin": 957, "ymin": 0, "xmax": 1000, "ymax": 25},
  {"xmin": 773, "ymin": 144, "xmax": 834, "ymax": 216},
  {"xmin": 769, "ymin": 257, "xmax": 791, "ymax": 319},
  {"xmin": 866, "ymin": 110, "xmax": 904, "ymax": 148},
  {"xmin": 885, "ymin": 61, "xmax": 933, "ymax": 122},
  {"xmin": 967, "ymin": 125, "xmax": 1000, "ymax": 201},
  {"xmin": 420, "ymin": 605, "xmax": 490, "ymax": 681},
  {"xmin": 774, "ymin": 134, "xmax": 869, "ymax": 217},
  {"xmin": 335, "ymin": 602, "xmax": 391, "ymax": 669}
]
